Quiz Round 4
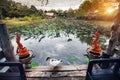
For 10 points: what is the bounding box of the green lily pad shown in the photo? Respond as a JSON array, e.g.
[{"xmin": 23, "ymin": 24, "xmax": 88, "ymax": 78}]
[
  {"xmin": 22, "ymin": 30, "xmax": 29, "ymax": 33},
  {"xmin": 85, "ymin": 58, "xmax": 90, "ymax": 63},
  {"xmin": 28, "ymin": 62, "xmax": 39, "ymax": 67},
  {"xmin": 69, "ymin": 55, "xmax": 76, "ymax": 61}
]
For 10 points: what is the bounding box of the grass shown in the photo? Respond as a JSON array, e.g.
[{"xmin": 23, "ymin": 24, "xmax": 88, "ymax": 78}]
[
  {"xmin": 0, "ymin": 16, "xmax": 112, "ymax": 30},
  {"xmin": 0, "ymin": 16, "xmax": 43, "ymax": 28},
  {"xmin": 85, "ymin": 20, "xmax": 113, "ymax": 29},
  {"xmin": 3, "ymin": 19, "xmax": 30, "ymax": 27}
]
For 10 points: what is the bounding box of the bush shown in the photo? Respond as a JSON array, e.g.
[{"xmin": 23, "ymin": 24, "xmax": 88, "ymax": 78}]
[
  {"xmin": 18, "ymin": 17, "xmax": 26, "ymax": 21},
  {"xmin": 5, "ymin": 17, "xmax": 11, "ymax": 20}
]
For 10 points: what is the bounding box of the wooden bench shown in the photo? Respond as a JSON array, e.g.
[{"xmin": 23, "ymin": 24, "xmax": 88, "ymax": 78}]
[
  {"xmin": 85, "ymin": 58, "xmax": 120, "ymax": 80},
  {"xmin": 0, "ymin": 62, "xmax": 27, "ymax": 80}
]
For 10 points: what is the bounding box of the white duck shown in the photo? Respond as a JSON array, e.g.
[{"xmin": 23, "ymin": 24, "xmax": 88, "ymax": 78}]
[{"xmin": 46, "ymin": 57, "xmax": 62, "ymax": 67}]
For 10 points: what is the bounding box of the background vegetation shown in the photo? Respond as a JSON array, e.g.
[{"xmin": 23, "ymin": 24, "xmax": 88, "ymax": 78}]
[
  {"xmin": 0, "ymin": 0, "xmax": 119, "ymax": 20},
  {"xmin": 0, "ymin": 0, "xmax": 119, "ymax": 36}
]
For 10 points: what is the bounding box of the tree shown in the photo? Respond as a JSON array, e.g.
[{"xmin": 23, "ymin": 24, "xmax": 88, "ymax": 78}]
[
  {"xmin": 78, "ymin": 0, "xmax": 104, "ymax": 16},
  {"xmin": 38, "ymin": 9, "xmax": 44, "ymax": 16},
  {"xmin": 77, "ymin": 0, "xmax": 119, "ymax": 20},
  {"xmin": 67, "ymin": 8, "xmax": 75, "ymax": 17},
  {"xmin": 0, "ymin": 0, "xmax": 11, "ymax": 19},
  {"xmin": 8, "ymin": 2, "xmax": 31, "ymax": 17},
  {"xmin": 30, "ymin": 5, "xmax": 38, "ymax": 14}
]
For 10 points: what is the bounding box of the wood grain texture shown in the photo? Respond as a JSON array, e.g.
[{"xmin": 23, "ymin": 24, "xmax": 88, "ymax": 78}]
[
  {"xmin": 0, "ymin": 24, "xmax": 17, "ymax": 62},
  {"xmin": 26, "ymin": 65, "xmax": 87, "ymax": 78}
]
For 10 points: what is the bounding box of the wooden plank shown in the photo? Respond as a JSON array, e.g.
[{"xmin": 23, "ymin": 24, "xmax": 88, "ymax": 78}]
[
  {"xmin": 25, "ymin": 65, "xmax": 87, "ymax": 78},
  {"xmin": 0, "ymin": 58, "xmax": 6, "ymax": 62},
  {"xmin": 0, "ymin": 73, "xmax": 20, "ymax": 77},
  {"xmin": 27, "ymin": 76, "xmax": 85, "ymax": 80},
  {"xmin": 0, "ymin": 73, "xmax": 21, "ymax": 80},
  {"xmin": 25, "ymin": 65, "xmax": 87, "ymax": 72},
  {"xmin": 26, "ymin": 70, "xmax": 86, "ymax": 78},
  {"xmin": 0, "ymin": 66, "xmax": 9, "ymax": 72}
]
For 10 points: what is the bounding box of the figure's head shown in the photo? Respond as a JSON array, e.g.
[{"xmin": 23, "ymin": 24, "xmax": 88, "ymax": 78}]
[{"xmin": 46, "ymin": 57, "xmax": 50, "ymax": 61}]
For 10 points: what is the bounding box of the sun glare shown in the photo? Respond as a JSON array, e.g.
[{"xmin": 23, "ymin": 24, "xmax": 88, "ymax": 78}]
[{"xmin": 106, "ymin": 8, "xmax": 114, "ymax": 13}]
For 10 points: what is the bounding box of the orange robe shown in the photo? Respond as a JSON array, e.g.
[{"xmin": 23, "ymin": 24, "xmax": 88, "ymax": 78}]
[
  {"xmin": 90, "ymin": 31, "xmax": 102, "ymax": 55},
  {"xmin": 16, "ymin": 33, "xmax": 29, "ymax": 58}
]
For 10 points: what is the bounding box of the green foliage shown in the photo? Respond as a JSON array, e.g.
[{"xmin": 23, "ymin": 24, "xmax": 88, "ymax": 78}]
[
  {"xmin": 69, "ymin": 56, "xmax": 76, "ymax": 61},
  {"xmin": 0, "ymin": 1, "xmax": 44, "ymax": 19},
  {"xmin": 28, "ymin": 62, "xmax": 39, "ymax": 67},
  {"xmin": 67, "ymin": 8, "xmax": 75, "ymax": 17},
  {"xmin": 85, "ymin": 58, "xmax": 89, "ymax": 63},
  {"xmin": 80, "ymin": 0, "xmax": 92, "ymax": 12},
  {"xmin": 24, "ymin": 16, "xmax": 32, "ymax": 21},
  {"xmin": 30, "ymin": 15, "xmax": 42, "ymax": 20},
  {"xmin": 30, "ymin": 5, "xmax": 38, "ymax": 13},
  {"xmin": 5, "ymin": 17, "xmax": 11, "ymax": 20},
  {"xmin": 0, "ymin": 0, "xmax": 12, "ymax": 19},
  {"xmin": 8, "ymin": 2, "xmax": 31, "ymax": 17},
  {"xmin": 77, "ymin": 0, "xmax": 103, "ymax": 17},
  {"xmin": 0, "ymin": 0, "xmax": 120, "ymax": 20}
]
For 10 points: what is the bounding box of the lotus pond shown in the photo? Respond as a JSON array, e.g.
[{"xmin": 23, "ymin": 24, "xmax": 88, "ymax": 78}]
[{"xmin": 10, "ymin": 19, "xmax": 109, "ymax": 66}]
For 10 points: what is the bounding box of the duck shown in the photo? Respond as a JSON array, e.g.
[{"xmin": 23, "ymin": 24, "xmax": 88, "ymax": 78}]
[{"xmin": 46, "ymin": 57, "xmax": 62, "ymax": 67}]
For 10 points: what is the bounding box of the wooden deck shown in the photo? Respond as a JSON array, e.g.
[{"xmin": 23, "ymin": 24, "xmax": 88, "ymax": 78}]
[
  {"xmin": 27, "ymin": 76, "xmax": 85, "ymax": 80},
  {"xmin": 25, "ymin": 64, "xmax": 87, "ymax": 80}
]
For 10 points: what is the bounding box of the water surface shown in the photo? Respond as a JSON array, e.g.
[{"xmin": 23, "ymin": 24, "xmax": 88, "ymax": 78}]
[{"xmin": 11, "ymin": 33, "xmax": 90, "ymax": 65}]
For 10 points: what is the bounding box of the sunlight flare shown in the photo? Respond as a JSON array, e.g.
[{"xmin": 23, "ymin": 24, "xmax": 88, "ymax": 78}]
[{"xmin": 106, "ymin": 8, "xmax": 114, "ymax": 14}]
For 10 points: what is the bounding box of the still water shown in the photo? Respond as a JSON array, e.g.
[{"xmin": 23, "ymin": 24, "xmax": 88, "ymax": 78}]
[
  {"xmin": 10, "ymin": 19, "xmax": 109, "ymax": 66},
  {"xmin": 11, "ymin": 33, "xmax": 91, "ymax": 66}
]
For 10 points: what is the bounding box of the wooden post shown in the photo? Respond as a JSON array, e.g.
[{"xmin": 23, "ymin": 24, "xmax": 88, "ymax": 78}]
[{"xmin": 0, "ymin": 23, "xmax": 17, "ymax": 62}]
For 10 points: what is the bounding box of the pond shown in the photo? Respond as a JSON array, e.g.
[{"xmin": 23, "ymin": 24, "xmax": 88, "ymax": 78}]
[
  {"xmin": 11, "ymin": 33, "xmax": 91, "ymax": 65},
  {"xmin": 10, "ymin": 19, "xmax": 109, "ymax": 66}
]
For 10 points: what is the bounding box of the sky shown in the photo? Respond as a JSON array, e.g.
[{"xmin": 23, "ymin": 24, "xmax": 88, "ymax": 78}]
[{"xmin": 12, "ymin": 0, "xmax": 84, "ymax": 10}]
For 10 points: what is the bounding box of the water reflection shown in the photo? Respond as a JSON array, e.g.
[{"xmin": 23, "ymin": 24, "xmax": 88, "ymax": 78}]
[{"xmin": 11, "ymin": 33, "xmax": 91, "ymax": 65}]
